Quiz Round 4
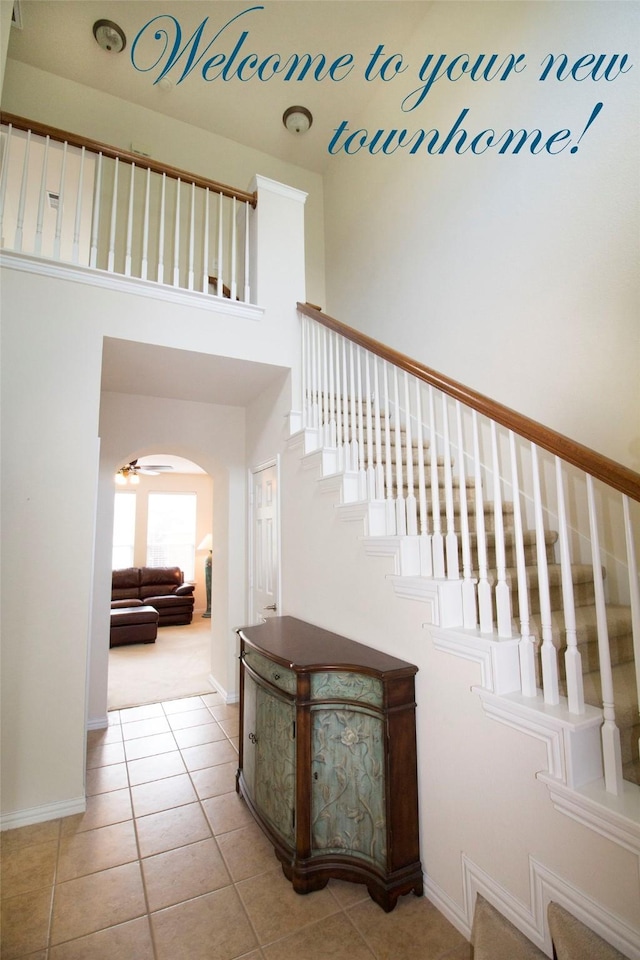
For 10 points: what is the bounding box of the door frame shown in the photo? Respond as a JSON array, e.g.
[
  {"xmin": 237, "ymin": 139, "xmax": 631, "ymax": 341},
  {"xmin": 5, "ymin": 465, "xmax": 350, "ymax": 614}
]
[{"xmin": 248, "ymin": 456, "xmax": 282, "ymax": 624}]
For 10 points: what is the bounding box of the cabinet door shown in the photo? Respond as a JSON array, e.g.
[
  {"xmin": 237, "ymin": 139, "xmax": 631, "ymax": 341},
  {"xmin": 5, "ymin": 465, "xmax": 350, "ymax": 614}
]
[
  {"xmin": 310, "ymin": 707, "xmax": 387, "ymax": 868},
  {"xmin": 242, "ymin": 671, "xmax": 258, "ymax": 799},
  {"xmin": 250, "ymin": 681, "xmax": 296, "ymax": 846}
]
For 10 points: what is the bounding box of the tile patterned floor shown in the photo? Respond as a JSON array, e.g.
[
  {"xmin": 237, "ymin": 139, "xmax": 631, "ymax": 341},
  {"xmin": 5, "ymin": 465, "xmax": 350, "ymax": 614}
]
[{"xmin": 1, "ymin": 694, "xmax": 471, "ymax": 960}]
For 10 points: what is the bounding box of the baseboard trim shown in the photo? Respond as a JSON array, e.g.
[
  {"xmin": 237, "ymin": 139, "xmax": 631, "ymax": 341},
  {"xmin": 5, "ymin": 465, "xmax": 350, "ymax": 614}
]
[
  {"xmin": 1, "ymin": 795, "xmax": 86, "ymax": 832},
  {"xmin": 208, "ymin": 673, "xmax": 239, "ymax": 705},
  {"xmin": 86, "ymin": 714, "xmax": 108, "ymax": 731}
]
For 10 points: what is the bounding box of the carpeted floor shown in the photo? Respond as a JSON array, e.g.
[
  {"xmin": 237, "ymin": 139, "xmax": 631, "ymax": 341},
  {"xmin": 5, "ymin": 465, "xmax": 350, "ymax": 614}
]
[{"xmin": 107, "ymin": 616, "xmax": 213, "ymax": 710}]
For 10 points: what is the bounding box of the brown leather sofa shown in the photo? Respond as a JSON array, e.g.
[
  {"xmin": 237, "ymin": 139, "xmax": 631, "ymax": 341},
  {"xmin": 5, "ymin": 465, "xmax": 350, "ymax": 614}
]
[{"xmin": 111, "ymin": 566, "xmax": 195, "ymax": 626}]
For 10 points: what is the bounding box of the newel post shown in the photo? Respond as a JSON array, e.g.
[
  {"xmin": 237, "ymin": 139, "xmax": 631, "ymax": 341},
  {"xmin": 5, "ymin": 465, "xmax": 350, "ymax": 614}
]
[{"xmin": 249, "ymin": 175, "xmax": 308, "ymax": 426}]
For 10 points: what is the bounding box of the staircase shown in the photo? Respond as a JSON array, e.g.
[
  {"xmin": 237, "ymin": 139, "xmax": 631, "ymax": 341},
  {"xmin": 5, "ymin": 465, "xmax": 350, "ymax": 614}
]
[{"xmin": 295, "ymin": 302, "xmax": 640, "ymax": 796}]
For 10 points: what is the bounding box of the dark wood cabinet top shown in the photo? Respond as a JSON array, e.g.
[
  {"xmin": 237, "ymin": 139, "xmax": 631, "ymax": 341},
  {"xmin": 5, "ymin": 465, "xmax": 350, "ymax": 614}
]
[{"xmin": 237, "ymin": 616, "xmax": 417, "ymax": 679}]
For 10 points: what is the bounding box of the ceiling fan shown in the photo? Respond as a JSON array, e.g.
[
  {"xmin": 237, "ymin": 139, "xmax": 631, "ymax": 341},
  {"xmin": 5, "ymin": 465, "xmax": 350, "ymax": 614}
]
[{"xmin": 115, "ymin": 458, "xmax": 173, "ymax": 485}]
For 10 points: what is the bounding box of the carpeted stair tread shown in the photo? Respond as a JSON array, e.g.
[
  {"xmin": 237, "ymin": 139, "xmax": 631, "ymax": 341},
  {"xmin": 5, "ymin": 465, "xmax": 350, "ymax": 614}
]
[{"xmin": 527, "ymin": 605, "xmax": 633, "ymax": 658}]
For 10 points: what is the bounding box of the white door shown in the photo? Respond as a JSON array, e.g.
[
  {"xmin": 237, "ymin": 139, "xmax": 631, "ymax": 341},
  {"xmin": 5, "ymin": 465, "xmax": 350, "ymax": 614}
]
[{"xmin": 251, "ymin": 461, "xmax": 279, "ymax": 622}]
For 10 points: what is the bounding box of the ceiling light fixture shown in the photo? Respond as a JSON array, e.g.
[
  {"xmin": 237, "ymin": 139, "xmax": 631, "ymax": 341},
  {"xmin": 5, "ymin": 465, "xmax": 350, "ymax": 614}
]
[
  {"xmin": 93, "ymin": 19, "xmax": 126, "ymax": 54},
  {"xmin": 283, "ymin": 106, "xmax": 313, "ymax": 135}
]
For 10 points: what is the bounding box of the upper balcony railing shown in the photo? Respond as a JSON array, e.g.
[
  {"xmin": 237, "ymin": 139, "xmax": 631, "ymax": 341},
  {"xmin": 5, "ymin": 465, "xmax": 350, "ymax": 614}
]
[{"xmin": 0, "ymin": 113, "xmax": 256, "ymax": 303}]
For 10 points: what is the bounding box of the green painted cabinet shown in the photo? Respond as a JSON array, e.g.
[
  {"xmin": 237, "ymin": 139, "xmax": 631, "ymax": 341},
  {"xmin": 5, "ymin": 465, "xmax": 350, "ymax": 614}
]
[{"xmin": 237, "ymin": 616, "xmax": 422, "ymax": 911}]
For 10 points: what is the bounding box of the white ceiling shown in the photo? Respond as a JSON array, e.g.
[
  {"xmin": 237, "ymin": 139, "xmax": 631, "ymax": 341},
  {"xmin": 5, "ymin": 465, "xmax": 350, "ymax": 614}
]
[{"xmin": 7, "ymin": 0, "xmax": 429, "ymax": 173}]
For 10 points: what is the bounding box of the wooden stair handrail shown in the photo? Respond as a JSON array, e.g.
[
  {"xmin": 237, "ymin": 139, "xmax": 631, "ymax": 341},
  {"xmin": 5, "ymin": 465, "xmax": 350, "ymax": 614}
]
[
  {"xmin": 298, "ymin": 302, "xmax": 640, "ymax": 503},
  {"xmin": 0, "ymin": 112, "xmax": 257, "ymax": 208}
]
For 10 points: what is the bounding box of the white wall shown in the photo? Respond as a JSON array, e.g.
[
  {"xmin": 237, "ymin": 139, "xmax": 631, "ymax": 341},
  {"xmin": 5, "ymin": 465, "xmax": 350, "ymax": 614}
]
[
  {"xmin": 1, "ymin": 59, "xmax": 326, "ymax": 311},
  {"xmin": 0, "ymin": 157, "xmax": 307, "ymax": 821},
  {"xmin": 323, "ymin": 1, "xmax": 639, "ymax": 470}
]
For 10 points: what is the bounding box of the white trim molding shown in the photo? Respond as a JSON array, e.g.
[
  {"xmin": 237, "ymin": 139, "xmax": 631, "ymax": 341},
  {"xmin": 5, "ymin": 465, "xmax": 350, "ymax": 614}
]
[
  {"xmin": 0, "ymin": 252, "xmax": 265, "ymax": 321},
  {"xmin": 1, "ymin": 796, "xmax": 87, "ymax": 832},
  {"xmin": 425, "ymin": 853, "xmax": 640, "ymax": 959}
]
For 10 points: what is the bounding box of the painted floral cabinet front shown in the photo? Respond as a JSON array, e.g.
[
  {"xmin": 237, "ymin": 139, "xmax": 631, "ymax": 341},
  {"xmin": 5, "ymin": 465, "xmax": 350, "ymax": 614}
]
[
  {"xmin": 243, "ymin": 672, "xmax": 296, "ymax": 846},
  {"xmin": 237, "ymin": 616, "xmax": 423, "ymax": 912},
  {"xmin": 310, "ymin": 706, "xmax": 386, "ymax": 867}
]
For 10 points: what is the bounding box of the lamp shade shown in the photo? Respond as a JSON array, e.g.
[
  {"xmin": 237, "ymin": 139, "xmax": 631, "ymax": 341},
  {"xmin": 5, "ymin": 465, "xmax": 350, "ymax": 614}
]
[{"xmin": 198, "ymin": 534, "xmax": 213, "ymax": 551}]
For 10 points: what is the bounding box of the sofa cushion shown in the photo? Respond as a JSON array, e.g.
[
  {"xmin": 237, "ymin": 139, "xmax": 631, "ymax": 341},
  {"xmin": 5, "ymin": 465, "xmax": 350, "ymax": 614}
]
[
  {"xmin": 111, "ymin": 598, "xmax": 143, "ymax": 609},
  {"xmin": 112, "ymin": 567, "xmax": 142, "ymax": 600},
  {"xmin": 139, "ymin": 566, "xmax": 183, "ymax": 599}
]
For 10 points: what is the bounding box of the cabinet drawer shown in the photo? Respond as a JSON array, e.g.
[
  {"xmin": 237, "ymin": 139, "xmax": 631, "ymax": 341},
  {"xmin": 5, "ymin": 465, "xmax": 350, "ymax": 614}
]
[
  {"xmin": 243, "ymin": 648, "xmax": 297, "ymax": 695},
  {"xmin": 310, "ymin": 671, "xmax": 383, "ymax": 707}
]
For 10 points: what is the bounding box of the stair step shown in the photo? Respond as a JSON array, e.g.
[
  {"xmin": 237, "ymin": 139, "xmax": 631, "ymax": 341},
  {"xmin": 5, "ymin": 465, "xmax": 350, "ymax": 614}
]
[
  {"xmin": 494, "ymin": 563, "xmax": 599, "ymax": 614},
  {"xmin": 532, "ymin": 604, "xmax": 634, "ymax": 669}
]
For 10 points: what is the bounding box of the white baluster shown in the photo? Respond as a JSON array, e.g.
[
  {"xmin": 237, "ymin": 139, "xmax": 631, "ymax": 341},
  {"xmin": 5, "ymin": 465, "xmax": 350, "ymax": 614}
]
[
  {"xmin": 328, "ymin": 331, "xmax": 337, "ymax": 448},
  {"xmin": 555, "ymin": 457, "xmax": 584, "ymax": 713},
  {"xmin": 404, "ymin": 373, "xmax": 417, "ymax": 535},
  {"xmin": 201, "ymin": 187, "xmax": 210, "ymax": 293},
  {"xmin": 532, "ymin": 443, "xmax": 559, "ymax": 704},
  {"xmin": 217, "ymin": 190, "xmax": 224, "ymax": 296},
  {"xmin": 442, "ymin": 395, "xmax": 459, "ymax": 580},
  {"xmin": 53, "ymin": 141, "xmax": 67, "ymax": 261},
  {"xmin": 623, "ymin": 495, "xmax": 640, "ymax": 770},
  {"xmin": 429, "ymin": 386, "xmax": 445, "ymax": 577},
  {"xmin": 187, "ymin": 181, "xmax": 195, "ymax": 290},
  {"xmin": 244, "ymin": 201, "xmax": 251, "ymax": 303},
  {"xmin": 230, "ymin": 196, "xmax": 237, "ymax": 301},
  {"xmin": 373, "ymin": 359, "xmax": 384, "ymax": 499},
  {"xmin": 301, "ymin": 315, "xmax": 308, "ymax": 430},
  {"xmin": 417, "ymin": 383, "xmax": 432, "ymax": 577},
  {"xmin": 365, "ymin": 356, "xmax": 376, "ymax": 499},
  {"xmin": 587, "ymin": 475, "xmax": 623, "ymax": 794},
  {"xmin": 89, "ymin": 152, "xmax": 102, "ymax": 268},
  {"xmin": 173, "ymin": 177, "xmax": 181, "ymax": 287},
  {"xmin": 325, "ymin": 328, "xmax": 332, "ymax": 445},
  {"xmin": 342, "ymin": 339, "xmax": 351, "ymax": 470},
  {"xmin": 334, "ymin": 333, "xmax": 343, "ymax": 469},
  {"xmin": 107, "ymin": 156, "xmax": 119, "ymax": 273},
  {"xmin": 509, "ymin": 431, "xmax": 536, "ymax": 696},
  {"xmin": 393, "ymin": 368, "xmax": 406, "ymax": 535},
  {"xmin": 383, "ymin": 362, "xmax": 396, "ymax": 534},
  {"xmin": 124, "ymin": 161, "xmax": 135, "ymax": 276},
  {"xmin": 356, "ymin": 349, "xmax": 366, "ymax": 497},
  {"xmin": 0, "ymin": 122, "xmax": 13, "ymax": 247},
  {"xmin": 157, "ymin": 172, "xmax": 166, "ymax": 283},
  {"xmin": 34, "ymin": 135, "xmax": 49, "ymax": 256},
  {"xmin": 141, "ymin": 167, "xmax": 151, "ymax": 280},
  {"xmin": 71, "ymin": 145, "xmax": 86, "ymax": 265},
  {"xmin": 473, "ymin": 411, "xmax": 492, "ymax": 631},
  {"xmin": 349, "ymin": 343, "xmax": 359, "ymax": 473},
  {"xmin": 491, "ymin": 421, "xmax": 512, "ymax": 637},
  {"xmin": 311, "ymin": 322, "xmax": 320, "ymax": 430},
  {"xmin": 456, "ymin": 402, "xmax": 475, "ymax": 626},
  {"xmin": 14, "ymin": 129, "xmax": 31, "ymax": 252}
]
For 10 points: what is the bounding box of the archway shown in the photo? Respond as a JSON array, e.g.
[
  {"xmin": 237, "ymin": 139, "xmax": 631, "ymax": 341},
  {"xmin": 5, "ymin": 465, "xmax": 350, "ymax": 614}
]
[{"xmin": 107, "ymin": 452, "xmax": 214, "ymax": 710}]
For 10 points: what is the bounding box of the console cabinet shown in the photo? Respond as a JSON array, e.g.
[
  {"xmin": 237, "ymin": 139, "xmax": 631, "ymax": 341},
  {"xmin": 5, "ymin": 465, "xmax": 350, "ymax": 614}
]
[{"xmin": 236, "ymin": 616, "xmax": 422, "ymax": 911}]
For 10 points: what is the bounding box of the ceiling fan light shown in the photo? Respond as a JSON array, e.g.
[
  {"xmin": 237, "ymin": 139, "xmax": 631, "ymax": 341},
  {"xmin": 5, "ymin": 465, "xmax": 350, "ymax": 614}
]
[
  {"xmin": 129, "ymin": 472, "xmax": 140, "ymax": 485},
  {"xmin": 115, "ymin": 471, "xmax": 127, "ymax": 485}
]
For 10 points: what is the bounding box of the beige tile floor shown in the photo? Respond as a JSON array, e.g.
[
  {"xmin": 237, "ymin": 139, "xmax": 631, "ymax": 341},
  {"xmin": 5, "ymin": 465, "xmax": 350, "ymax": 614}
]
[{"xmin": 1, "ymin": 693, "xmax": 471, "ymax": 960}]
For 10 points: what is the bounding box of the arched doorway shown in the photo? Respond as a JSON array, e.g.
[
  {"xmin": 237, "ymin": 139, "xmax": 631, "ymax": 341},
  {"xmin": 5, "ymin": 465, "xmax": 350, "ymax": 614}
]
[{"xmin": 107, "ymin": 454, "xmax": 214, "ymax": 710}]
